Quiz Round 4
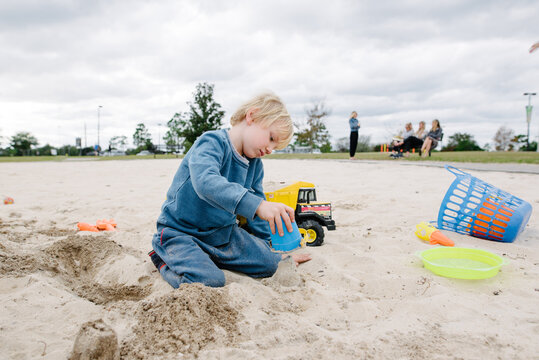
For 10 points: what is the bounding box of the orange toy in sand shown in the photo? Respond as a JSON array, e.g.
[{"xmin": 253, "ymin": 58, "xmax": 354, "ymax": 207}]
[
  {"xmin": 96, "ymin": 219, "xmax": 117, "ymax": 231},
  {"xmin": 415, "ymin": 222, "xmax": 454, "ymax": 246},
  {"xmin": 77, "ymin": 219, "xmax": 117, "ymax": 232},
  {"xmin": 3, "ymin": 197, "xmax": 14, "ymax": 205}
]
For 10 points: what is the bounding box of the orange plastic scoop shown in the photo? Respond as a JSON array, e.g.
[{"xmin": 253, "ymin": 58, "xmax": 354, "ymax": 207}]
[
  {"xmin": 77, "ymin": 219, "xmax": 117, "ymax": 232},
  {"xmin": 77, "ymin": 222, "xmax": 99, "ymax": 232}
]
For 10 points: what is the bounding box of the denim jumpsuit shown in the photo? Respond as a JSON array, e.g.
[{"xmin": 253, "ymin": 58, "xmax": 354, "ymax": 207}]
[{"xmin": 151, "ymin": 130, "xmax": 282, "ymax": 288}]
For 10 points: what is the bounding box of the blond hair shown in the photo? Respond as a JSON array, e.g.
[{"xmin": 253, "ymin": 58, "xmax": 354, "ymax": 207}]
[{"xmin": 230, "ymin": 92, "xmax": 293, "ymax": 149}]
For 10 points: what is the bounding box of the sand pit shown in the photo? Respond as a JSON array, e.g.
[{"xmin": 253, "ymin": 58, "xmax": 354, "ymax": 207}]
[{"xmin": 0, "ymin": 158, "xmax": 538, "ymax": 359}]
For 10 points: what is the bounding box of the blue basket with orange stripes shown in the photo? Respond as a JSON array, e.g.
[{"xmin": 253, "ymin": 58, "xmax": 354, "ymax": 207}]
[{"xmin": 437, "ymin": 166, "xmax": 532, "ymax": 243}]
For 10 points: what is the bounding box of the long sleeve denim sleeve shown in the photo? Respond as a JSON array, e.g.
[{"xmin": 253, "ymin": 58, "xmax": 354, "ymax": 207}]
[
  {"xmin": 243, "ymin": 163, "xmax": 271, "ymax": 241},
  {"xmin": 157, "ymin": 130, "xmax": 267, "ymax": 243},
  {"xmin": 188, "ymin": 133, "xmax": 261, "ymax": 218}
]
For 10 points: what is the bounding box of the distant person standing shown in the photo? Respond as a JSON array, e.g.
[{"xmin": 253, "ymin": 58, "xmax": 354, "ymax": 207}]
[{"xmin": 349, "ymin": 111, "xmax": 360, "ymax": 159}]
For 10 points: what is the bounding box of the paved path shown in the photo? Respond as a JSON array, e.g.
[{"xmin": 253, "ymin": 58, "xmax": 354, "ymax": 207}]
[
  {"xmin": 337, "ymin": 159, "xmax": 539, "ymax": 174},
  {"xmin": 394, "ymin": 160, "xmax": 539, "ymax": 174}
]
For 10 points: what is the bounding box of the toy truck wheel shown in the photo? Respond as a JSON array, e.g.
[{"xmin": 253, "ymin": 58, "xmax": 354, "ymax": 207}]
[{"xmin": 300, "ymin": 220, "xmax": 324, "ymax": 246}]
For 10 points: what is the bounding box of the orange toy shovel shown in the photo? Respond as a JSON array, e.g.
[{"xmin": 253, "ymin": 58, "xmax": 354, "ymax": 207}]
[{"xmin": 77, "ymin": 222, "xmax": 99, "ymax": 232}]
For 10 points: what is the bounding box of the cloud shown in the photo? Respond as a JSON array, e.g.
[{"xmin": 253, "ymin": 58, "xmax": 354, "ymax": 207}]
[{"xmin": 0, "ymin": 0, "xmax": 538, "ymax": 149}]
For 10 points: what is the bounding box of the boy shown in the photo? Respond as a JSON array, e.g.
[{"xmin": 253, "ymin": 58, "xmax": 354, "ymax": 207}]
[{"xmin": 149, "ymin": 92, "xmax": 311, "ymax": 288}]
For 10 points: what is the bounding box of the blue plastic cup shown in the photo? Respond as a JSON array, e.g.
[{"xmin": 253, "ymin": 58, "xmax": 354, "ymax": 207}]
[{"xmin": 269, "ymin": 219, "xmax": 302, "ymax": 252}]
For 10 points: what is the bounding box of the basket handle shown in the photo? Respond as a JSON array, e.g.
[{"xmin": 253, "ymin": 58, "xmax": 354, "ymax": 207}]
[{"xmin": 445, "ymin": 165, "xmax": 470, "ymax": 178}]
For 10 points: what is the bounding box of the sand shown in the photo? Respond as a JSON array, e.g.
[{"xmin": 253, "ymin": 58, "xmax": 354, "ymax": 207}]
[{"xmin": 0, "ymin": 158, "xmax": 538, "ymax": 359}]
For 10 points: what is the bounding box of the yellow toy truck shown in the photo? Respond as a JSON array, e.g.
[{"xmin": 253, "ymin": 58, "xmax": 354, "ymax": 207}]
[{"xmin": 265, "ymin": 181, "xmax": 336, "ymax": 246}]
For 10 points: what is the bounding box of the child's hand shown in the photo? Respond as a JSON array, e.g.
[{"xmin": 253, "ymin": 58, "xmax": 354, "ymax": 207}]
[
  {"xmin": 283, "ymin": 253, "xmax": 312, "ymax": 266},
  {"xmin": 256, "ymin": 200, "xmax": 295, "ymax": 236}
]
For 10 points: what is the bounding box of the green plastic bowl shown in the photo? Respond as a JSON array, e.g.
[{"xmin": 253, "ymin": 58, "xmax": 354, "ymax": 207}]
[{"xmin": 418, "ymin": 247, "xmax": 506, "ymax": 279}]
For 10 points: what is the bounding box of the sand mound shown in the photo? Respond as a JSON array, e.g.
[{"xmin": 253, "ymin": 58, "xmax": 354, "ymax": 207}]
[
  {"xmin": 69, "ymin": 319, "xmax": 120, "ymax": 360},
  {"xmin": 121, "ymin": 283, "xmax": 241, "ymax": 359},
  {"xmin": 262, "ymin": 255, "xmax": 303, "ymax": 288}
]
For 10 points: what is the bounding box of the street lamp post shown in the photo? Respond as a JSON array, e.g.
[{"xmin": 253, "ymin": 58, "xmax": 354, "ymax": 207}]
[
  {"xmin": 523, "ymin": 93, "xmax": 536, "ymax": 151},
  {"xmin": 97, "ymin": 105, "xmax": 103, "ymax": 154},
  {"xmin": 158, "ymin": 123, "xmax": 162, "ymax": 154}
]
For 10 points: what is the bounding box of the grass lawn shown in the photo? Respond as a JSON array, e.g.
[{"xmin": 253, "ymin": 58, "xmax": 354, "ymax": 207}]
[
  {"xmin": 0, "ymin": 154, "xmax": 184, "ymax": 162},
  {"xmin": 266, "ymin": 151, "xmax": 539, "ymax": 164},
  {"xmin": 1, "ymin": 151, "xmax": 538, "ymax": 164}
]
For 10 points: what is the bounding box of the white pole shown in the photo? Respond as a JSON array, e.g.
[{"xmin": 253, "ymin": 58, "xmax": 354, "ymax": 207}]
[
  {"xmin": 523, "ymin": 93, "xmax": 536, "ymax": 150},
  {"xmin": 97, "ymin": 105, "xmax": 103, "ymax": 152}
]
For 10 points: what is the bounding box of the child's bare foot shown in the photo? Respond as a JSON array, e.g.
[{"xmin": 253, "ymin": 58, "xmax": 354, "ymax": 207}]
[{"xmin": 282, "ymin": 253, "xmax": 312, "ymax": 266}]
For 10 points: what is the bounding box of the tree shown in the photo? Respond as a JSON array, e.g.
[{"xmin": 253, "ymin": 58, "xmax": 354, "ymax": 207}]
[
  {"xmin": 109, "ymin": 135, "xmax": 127, "ymax": 150},
  {"xmin": 357, "ymin": 135, "xmax": 372, "ymax": 153},
  {"xmin": 164, "ymin": 112, "xmax": 184, "ymax": 153},
  {"xmin": 294, "ymin": 100, "xmax": 332, "ymax": 152},
  {"xmin": 335, "ymin": 137, "xmax": 349, "ymax": 152},
  {"xmin": 36, "ymin": 143, "xmax": 55, "ymax": 156},
  {"xmin": 177, "ymin": 83, "xmax": 225, "ymax": 153},
  {"xmin": 512, "ymin": 134, "xmax": 538, "ymax": 152},
  {"xmin": 133, "ymin": 123, "xmax": 153, "ymax": 149},
  {"xmin": 442, "ymin": 132, "xmax": 482, "ymax": 151},
  {"xmin": 57, "ymin": 145, "xmax": 80, "ymax": 156},
  {"xmin": 334, "ymin": 134, "xmax": 371, "ymax": 153},
  {"xmin": 493, "ymin": 126, "xmax": 514, "ymax": 151},
  {"xmin": 10, "ymin": 131, "xmax": 38, "ymax": 156},
  {"xmin": 320, "ymin": 142, "xmax": 332, "ymax": 153}
]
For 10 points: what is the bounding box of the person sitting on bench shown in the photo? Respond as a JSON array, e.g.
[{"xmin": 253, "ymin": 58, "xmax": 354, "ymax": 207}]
[
  {"xmin": 402, "ymin": 121, "xmax": 426, "ymax": 156},
  {"xmin": 421, "ymin": 119, "xmax": 443, "ymax": 157},
  {"xmin": 390, "ymin": 122, "xmax": 414, "ymax": 158}
]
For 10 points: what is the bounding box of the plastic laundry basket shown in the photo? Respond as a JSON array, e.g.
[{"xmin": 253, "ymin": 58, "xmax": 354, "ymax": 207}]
[{"xmin": 437, "ymin": 165, "xmax": 532, "ymax": 243}]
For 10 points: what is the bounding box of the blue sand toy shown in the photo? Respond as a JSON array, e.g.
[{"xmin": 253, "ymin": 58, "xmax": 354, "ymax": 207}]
[{"xmin": 270, "ymin": 219, "xmax": 303, "ymax": 252}]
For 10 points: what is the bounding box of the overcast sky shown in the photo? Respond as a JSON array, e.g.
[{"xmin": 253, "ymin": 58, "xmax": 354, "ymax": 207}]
[{"xmin": 1, "ymin": 0, "xmax": 538, "ymax": 150}]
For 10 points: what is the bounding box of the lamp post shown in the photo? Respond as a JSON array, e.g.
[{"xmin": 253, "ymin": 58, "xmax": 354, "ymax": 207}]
[
  {"xmin": 158, "ymin": 123, "xmax": 162, "ymax": 154},
  {"xmin": 523, "ymin": 93, "xmax": 536, "ymax": 151},
  {"xmin": 97, "ymin": 105, "xmax": 103, "ymax": 153}
]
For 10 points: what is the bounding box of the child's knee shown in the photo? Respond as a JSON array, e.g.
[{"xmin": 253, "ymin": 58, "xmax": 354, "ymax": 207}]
[
  {"xmin": 185, "ymin": 267, "xmax": 226, "ymax": 288},
  {"xmin": 160, "ymin": 266, "xmax": 226, "ymax": 288},
  {"xmin": 252, "ymin": 255, "xmax": 280, "ymax": 277},
  {"xmin": 159, "ymin": 266, "xmax": 182, "ymax": 288},
  {"xmin": 268, "ymin": 258, "xmax": 280, "ymax": 274},
  {"xmin": 202, "ymin": 272, "xmax": 226, "ymax": 287}
]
